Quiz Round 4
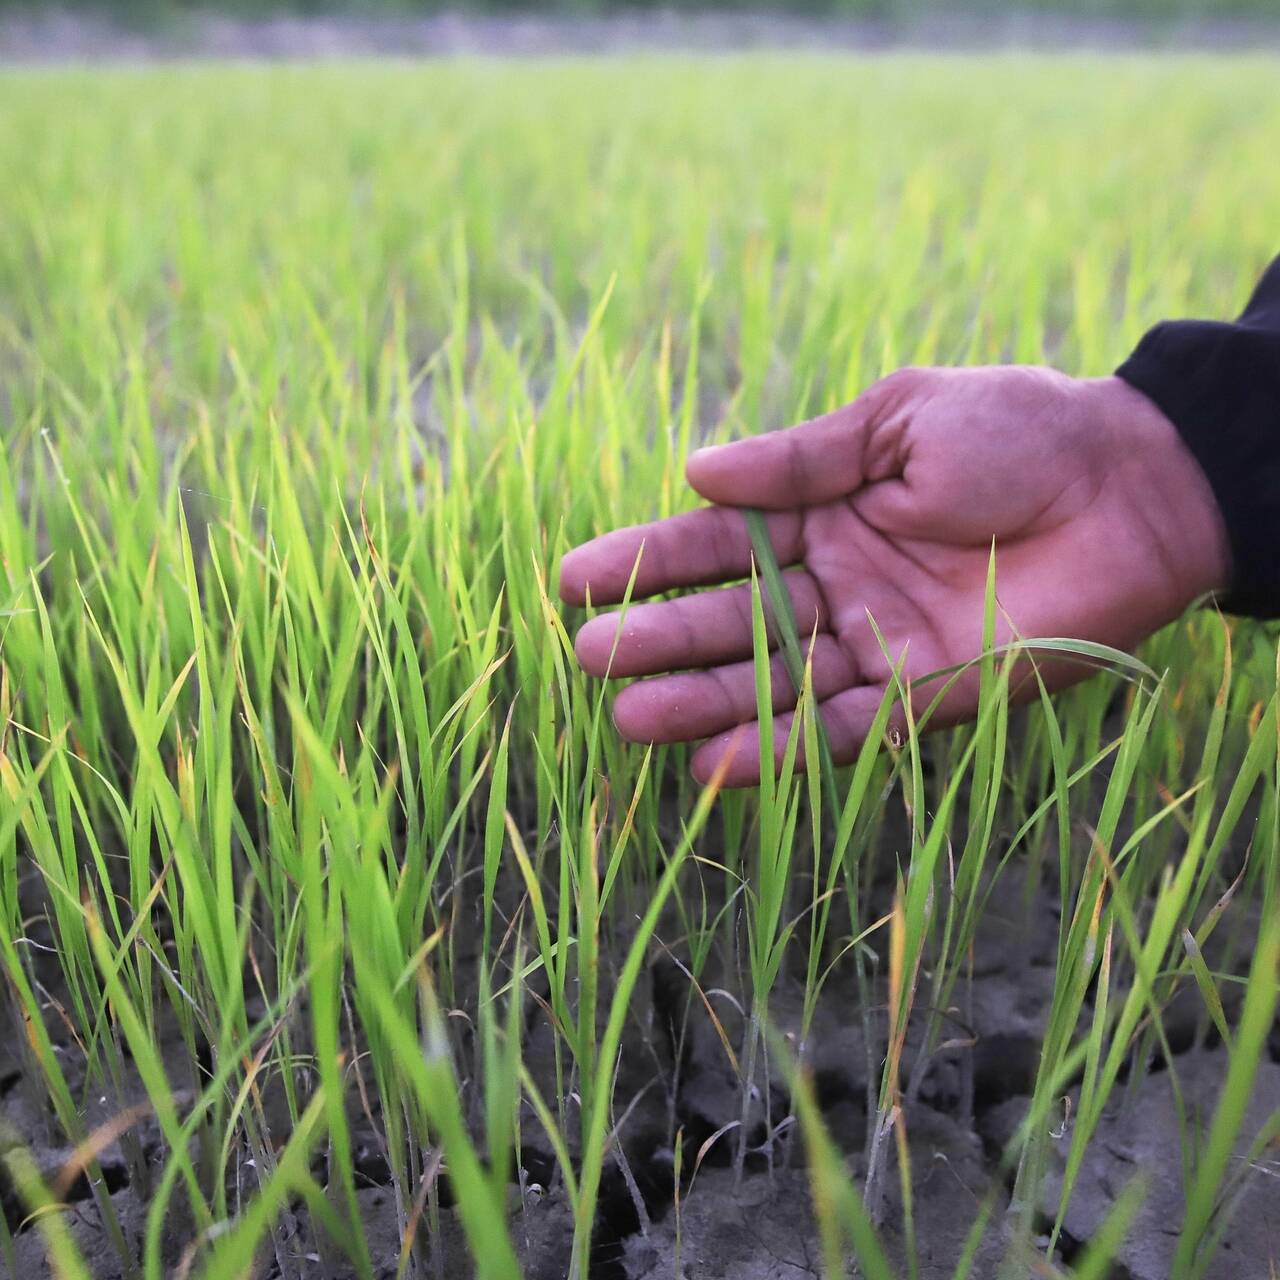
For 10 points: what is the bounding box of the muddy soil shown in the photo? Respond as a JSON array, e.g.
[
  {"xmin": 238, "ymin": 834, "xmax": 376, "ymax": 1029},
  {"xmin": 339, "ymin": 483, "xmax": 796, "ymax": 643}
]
[{"xmin": 4, "ymin": 856, "xmax": 1278, "ymax": 1279}]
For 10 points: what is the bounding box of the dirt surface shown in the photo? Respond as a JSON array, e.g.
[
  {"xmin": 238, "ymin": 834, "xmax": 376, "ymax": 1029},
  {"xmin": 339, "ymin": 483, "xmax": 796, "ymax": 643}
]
[
  {"xmin": 4, "ymin": 9, "xmax": 1280, "ymax": 62},
  {"xmin": 6, "ymin": 862, "xmax": 1276, "ymax": 1279}
]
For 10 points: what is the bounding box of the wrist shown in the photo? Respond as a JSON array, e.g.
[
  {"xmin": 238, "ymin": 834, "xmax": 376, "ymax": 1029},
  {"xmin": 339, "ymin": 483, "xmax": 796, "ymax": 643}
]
[{"xmin": 1083, "ymin": 374, "xmax": 1232, "ymax": 614}]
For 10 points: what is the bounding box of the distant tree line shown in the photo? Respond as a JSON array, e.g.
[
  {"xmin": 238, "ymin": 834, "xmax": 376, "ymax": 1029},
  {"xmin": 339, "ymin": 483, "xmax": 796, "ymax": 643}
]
[{"xmin": 5, "ymin": 0, "xmax": 1277, "ymax": 18}]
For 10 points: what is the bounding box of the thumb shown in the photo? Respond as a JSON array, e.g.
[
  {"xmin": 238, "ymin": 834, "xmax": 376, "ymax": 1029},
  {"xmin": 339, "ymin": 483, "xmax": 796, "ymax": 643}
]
[{"xmin": 686, "ymin": 374, "xmax": 907, "ymax": 509}]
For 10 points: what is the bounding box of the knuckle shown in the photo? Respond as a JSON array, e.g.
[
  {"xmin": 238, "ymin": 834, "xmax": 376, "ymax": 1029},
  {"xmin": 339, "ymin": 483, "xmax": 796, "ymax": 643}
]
[{"xmin": 873, "ymin": 366, "xmax": 927, "ymax": 399}]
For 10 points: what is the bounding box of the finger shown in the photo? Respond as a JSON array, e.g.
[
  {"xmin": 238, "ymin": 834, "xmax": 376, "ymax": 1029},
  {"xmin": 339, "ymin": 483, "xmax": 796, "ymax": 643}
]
[
  {"xmin": 685, "ymin": 375, "xmax": 913, "ymax": 510},
  {"xmin": 574, "ymin": 571, "xmax": 827, "ymax": 678},
  {"xmin": 611, "ymin": 636, "xmax": 858, "ymax": 745},
  {"xmin": 689, "ymin": 684, "xmax": 898, "ymax": 787},
  {"xmin": 559, "ymin": 507, "xmax": 803, "ymax": 607},
  {"xmin": 690, "ymin": 653, "xmax": 998, "ymax": 786}
]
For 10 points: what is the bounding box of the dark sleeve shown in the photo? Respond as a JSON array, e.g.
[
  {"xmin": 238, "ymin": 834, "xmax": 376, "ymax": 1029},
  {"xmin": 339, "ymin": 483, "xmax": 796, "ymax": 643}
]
[{"xmin": 1116, "ymin": 256, "xmax": 1280, "ymax": 619}]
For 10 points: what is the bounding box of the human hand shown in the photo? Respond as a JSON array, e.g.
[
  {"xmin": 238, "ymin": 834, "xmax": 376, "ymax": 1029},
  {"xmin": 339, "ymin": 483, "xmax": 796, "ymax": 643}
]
[{"xmin": 559, "ymin": 366, "xmax": 1230, "ymax": 785}]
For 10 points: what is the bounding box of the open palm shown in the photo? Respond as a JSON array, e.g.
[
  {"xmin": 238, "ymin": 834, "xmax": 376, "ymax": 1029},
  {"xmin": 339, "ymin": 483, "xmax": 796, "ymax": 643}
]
[{"xmin": 560, "ymin": 366, "xmax": 1227, "ymax": 785}]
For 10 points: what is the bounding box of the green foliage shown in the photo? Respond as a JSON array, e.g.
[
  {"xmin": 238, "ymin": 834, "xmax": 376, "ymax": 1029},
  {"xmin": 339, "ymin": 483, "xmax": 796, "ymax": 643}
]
[{"xmin": 0, "ymin": 55, "xmax": 1277, "ymax": 1278}]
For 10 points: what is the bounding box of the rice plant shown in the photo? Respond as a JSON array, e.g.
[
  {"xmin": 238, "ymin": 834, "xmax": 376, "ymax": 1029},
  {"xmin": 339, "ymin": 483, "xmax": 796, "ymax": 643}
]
[{"xmin": 0, "ymin": 54, "xmax": 1277, "ymax": 1279}]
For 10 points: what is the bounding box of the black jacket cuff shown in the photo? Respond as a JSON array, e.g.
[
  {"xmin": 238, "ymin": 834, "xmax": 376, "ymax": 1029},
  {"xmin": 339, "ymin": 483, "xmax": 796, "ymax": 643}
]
[{"xmin": 1116, "ymin": 257, "xmax": 1280, "ymax": 620}]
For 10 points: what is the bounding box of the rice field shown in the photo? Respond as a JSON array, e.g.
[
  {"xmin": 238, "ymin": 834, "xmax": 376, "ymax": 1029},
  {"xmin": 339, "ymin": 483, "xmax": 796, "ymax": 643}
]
[{"xmin": 0, "ymin": 55, "xmax": 1278, "ymax": 1280}]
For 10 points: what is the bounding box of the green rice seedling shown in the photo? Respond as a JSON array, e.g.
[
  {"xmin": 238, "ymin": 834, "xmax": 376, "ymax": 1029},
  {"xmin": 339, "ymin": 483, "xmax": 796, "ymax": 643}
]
[
  {"xmin": 2, "ymin": 54, "xmax": 1279, "ymax": 1280},
  {"xmin": 744, "ymin": 508, "xmax": 901, "ymax": 1171},
  {"xmin": 726, "ymin": 564, "xmax": 810, "ymax": 1184},
  {"xmin": 1172, "ymin": 896, "xmax": 1279, "ymax": 1278},
  {"xmin": 570, "ymin": 764, "xmax": 729, "ymax": 1278},
  {"xmin": 0, "ymin": 1130, "xmax": 92, "ymax": 1280}
]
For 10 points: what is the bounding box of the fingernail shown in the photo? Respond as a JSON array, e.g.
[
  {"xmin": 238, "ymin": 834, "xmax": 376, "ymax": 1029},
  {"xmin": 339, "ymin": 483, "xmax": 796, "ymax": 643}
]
[{"xmin": 689, "ymin": 444, "xmax": 724, "ymax": 463}]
